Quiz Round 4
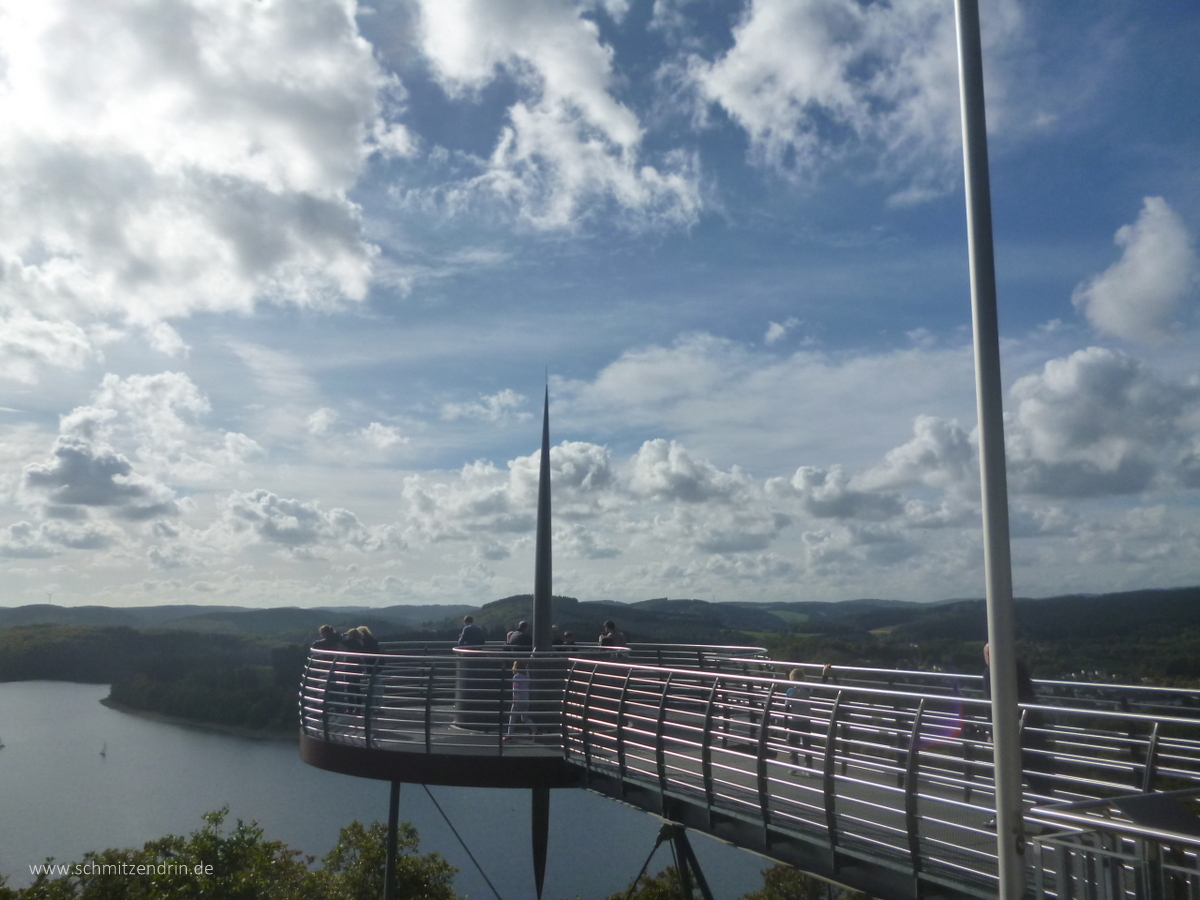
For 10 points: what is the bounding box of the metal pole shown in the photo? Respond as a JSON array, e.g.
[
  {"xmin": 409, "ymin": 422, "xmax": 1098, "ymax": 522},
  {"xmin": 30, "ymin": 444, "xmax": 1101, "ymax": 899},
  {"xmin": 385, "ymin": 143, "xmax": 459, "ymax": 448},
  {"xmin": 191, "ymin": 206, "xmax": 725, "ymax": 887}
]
[
  {"xmin": 532, "ymin": 385, "xmax": 553, "ymax": 652},
  {"xmin": 383, "ymin": 780, "xmax": 401, "ymax": 900},
  {"xmin": 953, "ymin": 2, "xmax": 1025, "ymax": 897}
]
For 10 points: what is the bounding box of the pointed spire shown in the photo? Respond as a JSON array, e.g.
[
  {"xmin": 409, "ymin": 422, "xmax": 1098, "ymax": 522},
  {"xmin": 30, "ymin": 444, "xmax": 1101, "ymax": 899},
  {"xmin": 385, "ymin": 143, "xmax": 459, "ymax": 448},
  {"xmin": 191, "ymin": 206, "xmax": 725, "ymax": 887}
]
[{"xmin": 532, "ymin": 383, "xmax": 552, "ymax": 652}]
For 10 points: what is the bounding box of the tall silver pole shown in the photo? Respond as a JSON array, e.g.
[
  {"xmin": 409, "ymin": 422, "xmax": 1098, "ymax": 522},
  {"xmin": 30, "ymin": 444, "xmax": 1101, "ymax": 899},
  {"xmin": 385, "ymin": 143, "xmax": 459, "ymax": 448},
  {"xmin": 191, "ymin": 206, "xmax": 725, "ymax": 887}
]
[
  {"xmin": 953, "ymin": 2, "xmax": 1025, "ymax": 897},
  {"xmin": 532, "ymin": 385, "xmax": 553, "ymax": 652}
]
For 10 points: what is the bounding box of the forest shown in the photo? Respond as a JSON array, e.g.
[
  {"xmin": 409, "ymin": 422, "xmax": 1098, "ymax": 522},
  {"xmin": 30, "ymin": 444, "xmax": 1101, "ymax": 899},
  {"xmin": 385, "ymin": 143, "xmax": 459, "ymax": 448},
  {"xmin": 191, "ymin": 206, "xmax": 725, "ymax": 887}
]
[{"xmin": 2, "ymin": 585, "xmax": 1200, "ymax": 735}]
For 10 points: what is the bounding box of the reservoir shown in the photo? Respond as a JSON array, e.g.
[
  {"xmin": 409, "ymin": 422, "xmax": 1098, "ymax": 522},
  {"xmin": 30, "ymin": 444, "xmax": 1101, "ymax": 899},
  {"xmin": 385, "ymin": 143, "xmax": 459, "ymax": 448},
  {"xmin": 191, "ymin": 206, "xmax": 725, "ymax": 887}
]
[{"xmin": 0, "ymin": 681, "xmax": 767, "ymax": 898}]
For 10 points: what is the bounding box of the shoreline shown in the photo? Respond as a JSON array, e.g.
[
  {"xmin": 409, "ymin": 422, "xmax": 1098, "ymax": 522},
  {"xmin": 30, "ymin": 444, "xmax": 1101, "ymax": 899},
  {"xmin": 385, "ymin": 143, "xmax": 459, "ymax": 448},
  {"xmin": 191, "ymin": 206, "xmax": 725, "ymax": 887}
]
[{"xmin": 99, "ymin": 696, "xmax": 299, "ymax": 742}]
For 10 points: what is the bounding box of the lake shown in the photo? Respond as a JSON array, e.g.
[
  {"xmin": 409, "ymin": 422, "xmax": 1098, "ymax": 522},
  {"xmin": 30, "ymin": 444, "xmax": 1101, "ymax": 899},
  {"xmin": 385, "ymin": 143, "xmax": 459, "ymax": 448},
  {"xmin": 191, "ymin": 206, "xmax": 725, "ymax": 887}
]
[{"xmin": 0, "ymin": 682, "xmax": 768, "ymax": 898}]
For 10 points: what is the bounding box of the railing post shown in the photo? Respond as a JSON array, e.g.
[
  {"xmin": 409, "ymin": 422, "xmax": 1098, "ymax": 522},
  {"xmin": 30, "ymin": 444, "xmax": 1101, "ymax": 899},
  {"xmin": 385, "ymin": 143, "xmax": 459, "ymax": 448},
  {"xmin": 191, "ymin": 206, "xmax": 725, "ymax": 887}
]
[
  {"xmin": 905, "ymin": 699, "xmax": 927, "ymax": 896},
  {"xmin": 823, "ymin": 691, "xmax": 844, "ymax": 872},
  {"xmin": 656, "ymin": 673, "xmax": 674, "ymax": 802},
  {"xmin": 363, "ymin": 661, "xmax": 379, "ymax": 749},
  {"xmin": 321, "ymin": 655, "xmax": 337, "ymax": 742},
  {"xmin": 497, "ymin": 661, "xmax": 507, "ymax": 752},
  {"xmin": 757, "ymin": 682, "xmax": 779, "ymax": 845},
  {"xmin": 617, "ymin": 669, "xmax": 632, "ymax": 795},
  {"xmin": 579, "ymin": 664, "xmax": 599, "ymax": 784},
  {"xmin": 1141, "ymin": 720, "xmax": 1162, "ymax": 794},
  {"xmin": 701, "ymin": 679, "xmax": 719, "ymax": 830},
  {"xmin": 424, "ymin": 663, "xmax": 435, "ymax": 755}
]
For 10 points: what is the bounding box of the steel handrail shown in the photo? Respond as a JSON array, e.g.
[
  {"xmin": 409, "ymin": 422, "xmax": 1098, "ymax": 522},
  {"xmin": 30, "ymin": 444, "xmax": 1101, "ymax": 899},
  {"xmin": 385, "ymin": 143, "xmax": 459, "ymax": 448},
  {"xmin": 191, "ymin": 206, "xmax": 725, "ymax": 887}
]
[{"xmin": 301, "ymin": 648, "xmax": 1200, "ymax": 899}]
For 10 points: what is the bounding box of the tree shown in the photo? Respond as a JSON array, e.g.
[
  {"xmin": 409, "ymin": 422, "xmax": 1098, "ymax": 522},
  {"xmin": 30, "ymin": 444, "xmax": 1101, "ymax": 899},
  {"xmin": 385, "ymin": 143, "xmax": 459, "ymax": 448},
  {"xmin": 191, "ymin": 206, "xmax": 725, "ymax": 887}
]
[{"xmin": 13, "ymin": 809, "xmax": 460, "ymax": 900}]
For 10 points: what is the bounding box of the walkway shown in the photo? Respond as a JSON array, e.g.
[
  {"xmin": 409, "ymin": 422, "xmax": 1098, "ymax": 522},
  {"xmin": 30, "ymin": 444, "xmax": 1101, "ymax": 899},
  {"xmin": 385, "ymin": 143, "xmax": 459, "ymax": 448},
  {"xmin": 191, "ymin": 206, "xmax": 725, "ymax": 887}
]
[{"xmin": 300, "ymin": 643, "xmax": 1200, "ymax": 899}]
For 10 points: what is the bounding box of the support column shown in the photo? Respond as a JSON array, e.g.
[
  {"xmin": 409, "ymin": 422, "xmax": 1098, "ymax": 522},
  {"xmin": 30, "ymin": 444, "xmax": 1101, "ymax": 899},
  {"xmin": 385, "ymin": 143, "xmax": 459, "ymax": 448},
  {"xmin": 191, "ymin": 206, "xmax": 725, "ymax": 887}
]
[
  {"xmin": 383, "ymin": 780, "xmax": 401, "ymax": 900},
  {"xmin": 953, "ymin": 2, "xmax": 1024, "ymax": 898}
]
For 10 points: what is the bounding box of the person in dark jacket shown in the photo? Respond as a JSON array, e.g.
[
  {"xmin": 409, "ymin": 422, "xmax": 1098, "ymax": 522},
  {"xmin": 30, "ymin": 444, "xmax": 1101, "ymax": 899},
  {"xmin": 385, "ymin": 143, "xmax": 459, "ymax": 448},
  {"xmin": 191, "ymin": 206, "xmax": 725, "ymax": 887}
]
[
  {"xmin": 598, "ymin": 619, "xmax": 626, "ymax": 647},
  {"xmin": 506, "ymin": 620, "xmax": 532, "ymax": 649},
  {"xmin": 457, "ymin": 616, "xmax": 486, "ymax": 647},
  {"xmin": 312, "ymin": 625, "xmax": 340, "ymax": 651}
]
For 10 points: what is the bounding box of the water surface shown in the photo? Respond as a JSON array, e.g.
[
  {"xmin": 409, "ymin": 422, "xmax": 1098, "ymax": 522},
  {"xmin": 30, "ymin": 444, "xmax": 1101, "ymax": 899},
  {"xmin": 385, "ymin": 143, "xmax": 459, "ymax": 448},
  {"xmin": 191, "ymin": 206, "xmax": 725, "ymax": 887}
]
[{"xmin": 0, "ymin": 682, "xmax": 767, "ymax": 898}]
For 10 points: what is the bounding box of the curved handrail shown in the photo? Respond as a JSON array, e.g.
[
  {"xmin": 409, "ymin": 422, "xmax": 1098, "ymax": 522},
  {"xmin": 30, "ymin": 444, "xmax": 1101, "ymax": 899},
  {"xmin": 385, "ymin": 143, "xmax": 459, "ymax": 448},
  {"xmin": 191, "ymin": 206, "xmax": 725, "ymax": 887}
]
[{"xmin": 301, "ymin": 647, "xmax": 1200, "ymax": 900}]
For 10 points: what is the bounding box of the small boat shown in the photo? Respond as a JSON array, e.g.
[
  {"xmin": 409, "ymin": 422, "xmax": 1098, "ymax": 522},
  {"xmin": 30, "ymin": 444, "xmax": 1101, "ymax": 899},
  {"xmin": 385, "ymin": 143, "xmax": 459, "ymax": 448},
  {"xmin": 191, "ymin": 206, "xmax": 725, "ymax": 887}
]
[{"xmin": 100, "ymin": 743, "xmax": 106, "ymax": 758}]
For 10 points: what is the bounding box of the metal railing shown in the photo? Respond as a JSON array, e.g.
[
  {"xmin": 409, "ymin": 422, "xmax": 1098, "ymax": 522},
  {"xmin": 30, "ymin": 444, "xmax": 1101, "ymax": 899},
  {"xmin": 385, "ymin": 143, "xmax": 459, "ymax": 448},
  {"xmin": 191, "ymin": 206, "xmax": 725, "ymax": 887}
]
[
  {"xmin": 300, "ymin": 647, "xmax": 1200, "ymax": 899},
  {"xmin": 299, "ymin": 642, "xmax": 768, "ymax": 753},
  {"xmin": 1028, "ymin": 790, "xmax": 1200, "ymax": 899},
  {"xmin": 558, "ymin": 659, "xmax": 1200, "ymax": 898}
]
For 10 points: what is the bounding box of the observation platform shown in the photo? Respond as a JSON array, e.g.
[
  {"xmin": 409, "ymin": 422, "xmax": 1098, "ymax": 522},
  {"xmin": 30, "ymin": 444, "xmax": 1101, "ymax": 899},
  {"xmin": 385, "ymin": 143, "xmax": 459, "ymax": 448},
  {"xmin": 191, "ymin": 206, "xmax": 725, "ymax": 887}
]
[{"xmin": 300, "ymin": 642, "xmax": 1200, "ymax": 900}]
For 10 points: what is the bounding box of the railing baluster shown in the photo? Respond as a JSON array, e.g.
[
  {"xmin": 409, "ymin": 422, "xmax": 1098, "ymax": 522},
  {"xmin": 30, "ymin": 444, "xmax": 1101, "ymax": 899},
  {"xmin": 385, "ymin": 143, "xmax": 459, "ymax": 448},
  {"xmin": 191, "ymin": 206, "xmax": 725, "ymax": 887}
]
[
  {"xmin": 905, "ymin": 698, "xmax": 926, "ymax": 896},
  {"xmin": 424, "ymin": 663, "xmax": 435, "ymax": 754},
  {"xmin": 656, "ymin": 672, "xmax": 674, "ymax": 803},
  {"xmin": 756, "ymin": 681, "xmax": 779, "ymax": 845},
  {"xmin": 579, "ymin": 664, "xmax": 599, "ymax": 783},
  {"xmin": 701, "ymin": 679, "xmax": 718, "ymax": 831},
  {"xmin": 616, "ymin": 669, "xmax": 632, "ymax": 796},
  {"xmin": 823, "ymin": 691, "xmax": 844, "ymax": 873},
  {"xmin": 1142, "ymin": 720, "xmax": 1162, "ymax": 793}
]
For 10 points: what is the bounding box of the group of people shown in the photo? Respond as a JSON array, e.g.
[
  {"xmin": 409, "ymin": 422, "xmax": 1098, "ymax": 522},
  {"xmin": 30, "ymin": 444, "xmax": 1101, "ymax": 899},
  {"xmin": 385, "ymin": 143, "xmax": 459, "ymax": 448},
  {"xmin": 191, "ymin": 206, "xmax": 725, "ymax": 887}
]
[
  {"xmin": 311, "ymin": 624, "xmax": 380, "ymax": 653},
  {"xmin": 454, "ymin": 616, "xmax": 627, "ymax": 649}
]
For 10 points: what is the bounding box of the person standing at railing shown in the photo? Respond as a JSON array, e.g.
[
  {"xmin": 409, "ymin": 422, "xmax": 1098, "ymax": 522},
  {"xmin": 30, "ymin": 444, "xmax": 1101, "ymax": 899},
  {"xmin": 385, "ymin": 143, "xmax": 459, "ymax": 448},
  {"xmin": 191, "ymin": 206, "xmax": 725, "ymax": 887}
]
[
  {"xmin": 311, "ymin": 624, "xmax": 341, "ymax": 651},
  {"xmin": 504, "ymin": 659, "xmax": 536, "ymax": 741},
  {"xmin": 506, "ymin": 620, "xmax": 533, "ymax": 649},
  {"xmin": 457, "ymin": 615, "xmax": 486, "ymax": 647},
  {"xmin": 598, "ymin": 619, "xmax": 626, "ymax": 647},
  {"xmin": 784, "ymin": 668, "xmax": 814, "ymax": 772},
  {"xmin": 982, "ymin": 643, "xmax": 1056, "ymax": 798}
]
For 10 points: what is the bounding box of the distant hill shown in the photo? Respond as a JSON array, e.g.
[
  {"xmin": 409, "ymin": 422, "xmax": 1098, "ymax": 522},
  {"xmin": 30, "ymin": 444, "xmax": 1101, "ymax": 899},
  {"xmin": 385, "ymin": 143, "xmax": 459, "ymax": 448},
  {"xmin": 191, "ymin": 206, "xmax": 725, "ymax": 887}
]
[
  {"xmin": 2, "ymin": 586, "xmax": 1199, "ymax": 649},
  {"xmin": 0, "ymin": 603, "xmax": 474, "ymax": 643}
]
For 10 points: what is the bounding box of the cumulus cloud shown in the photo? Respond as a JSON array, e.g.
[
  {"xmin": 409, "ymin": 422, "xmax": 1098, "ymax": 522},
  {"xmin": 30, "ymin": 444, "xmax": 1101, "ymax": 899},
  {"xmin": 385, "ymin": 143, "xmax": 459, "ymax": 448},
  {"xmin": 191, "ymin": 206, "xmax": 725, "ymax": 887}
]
[
  {"xmin": 22, "ymin": 436, "xmax": 179, "ymax": 521},
  {"xmin": 771, "ymin": 465, "xmax": 903, "ymax": 521},
  {"xmin": 629, "ymin": 439, "xmax": 750, "ymax": 503},
  {"xmin": 58, "ymin": 372, "xmax": 262, "ymax": 485},
  {"xmin": 441, "ymin": 389, "xmax": 530, "ymax": 423},
  {"xmin": 1006, "ymin": 347, "xmax": 1200, "ymax": 497},
  {"xmin": 687, "ymin": 0, "xmax": 1021, "ymax": 200},
  {"xmin": 1072, "ymin": 197, "xmax": 1197, "ymax": 345},
  {"xmin": 307, "ymin": 408, "xmax": 339, "ymax": 436},
  {"xmin": 220, "ymin": 489, "xmax": 393, "ymax": 554},
  {"xmin": 857, "ymin": 415, "xmax": 976, "ymax": 493},
  {"xmin": 360, "ymin": 422, "xmax": 406, "ymax": 451},
  {"xmin": 0, "ymin": 519, "xmax": 125, "ymax": 558},
  {"xmin": 412, "ymin": 0, "xmax": 700, "ymax": 228},
  {"xmin": 0, "ymin": 0, "xmax": 401, "ymax": 378},
  {"xmin": 0, "ymin": 313, "xmax": 96, "ymax": 383},
  {"xmin": 764, "ymin": 317, "xmax": 801, "ymax": 345}
]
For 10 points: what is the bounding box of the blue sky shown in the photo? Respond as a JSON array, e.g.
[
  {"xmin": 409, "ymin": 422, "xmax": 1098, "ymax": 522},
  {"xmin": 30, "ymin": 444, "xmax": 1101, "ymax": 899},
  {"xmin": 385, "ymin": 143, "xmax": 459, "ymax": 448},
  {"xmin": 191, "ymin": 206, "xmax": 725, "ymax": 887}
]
[{"xmin": 1, "ymin": 0, "xmax": 1198, "ymax": 609}]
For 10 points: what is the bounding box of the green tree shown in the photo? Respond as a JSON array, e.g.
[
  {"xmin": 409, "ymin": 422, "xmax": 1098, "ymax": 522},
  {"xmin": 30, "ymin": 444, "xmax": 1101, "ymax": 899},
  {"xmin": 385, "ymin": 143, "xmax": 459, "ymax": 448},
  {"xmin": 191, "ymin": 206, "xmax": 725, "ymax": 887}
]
[{"xmin": 14, "ymin": 809, "xmax": 460, "ymax": 900}]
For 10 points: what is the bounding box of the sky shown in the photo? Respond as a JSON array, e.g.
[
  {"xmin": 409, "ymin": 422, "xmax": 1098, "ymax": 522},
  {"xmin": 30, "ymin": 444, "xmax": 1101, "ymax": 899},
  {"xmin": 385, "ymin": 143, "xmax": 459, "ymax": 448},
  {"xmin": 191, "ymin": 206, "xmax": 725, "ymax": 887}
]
[{"xmin": 1, "ymin": 0, "xmax": 1198, "ymax": 610}]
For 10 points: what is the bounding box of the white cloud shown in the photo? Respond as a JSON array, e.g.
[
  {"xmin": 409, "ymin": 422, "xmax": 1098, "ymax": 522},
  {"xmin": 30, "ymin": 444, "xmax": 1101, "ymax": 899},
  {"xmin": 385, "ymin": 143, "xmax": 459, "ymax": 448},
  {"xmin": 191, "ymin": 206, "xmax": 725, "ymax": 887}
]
[
  {"xmin": 0, "ymin": 519, "xmax": 125, "ymax": 558},
  {"xmin": 412, "ymin": 0, "xmax": 701, "ymax": 229},
  {"xmin": 857, "ymin": 415, "xmax": 976, "ymax": 493},
  {"xmin": 441, "ymin": 388, "xmax": 530, "ymax": 423},
  {"xmin": 0, "ymin": 0, "xmax": 398, "ymax": 378},
  {"xmin": 771, "ymin": 464, "xmax": 903, "ymax": 521},
  {"xmin": 764, "ymin": 317, "xmax": 801, "ymax": 345},
  {"xmin": 307, "ymin": 408, "xmax": 339, "ymax": 436},
  {"xmin": 219, "ymin": 488, "xmax": 394, "ymax": 554},
  {"xmin": 1072, "ymin": 197, "xmax": 1197, "ymax": 345},
  {"xmin": 360, "ymin": 422, "xmax": 406, "ymax": 451},
  {"xmin": 59, "ymin": 372, "xmax": 262, "ymax": 485},
  {"xmin": 1006, "ymin": 347, "xmax": 1200, "ymax": 497},
  {"xmin": 0, "ymin": 313, "xmax": 96, "ymax": 383},
  {"xmin": 21, "ymin": 436, "xmax": 180, "ymax": 522},
  {"xmin": 628, "ymin": 439, "xmax": 750, "ymax": 503},
  {"xmin": 688, "ymin": 0, "xmax": 1022, "ymax": 200}
]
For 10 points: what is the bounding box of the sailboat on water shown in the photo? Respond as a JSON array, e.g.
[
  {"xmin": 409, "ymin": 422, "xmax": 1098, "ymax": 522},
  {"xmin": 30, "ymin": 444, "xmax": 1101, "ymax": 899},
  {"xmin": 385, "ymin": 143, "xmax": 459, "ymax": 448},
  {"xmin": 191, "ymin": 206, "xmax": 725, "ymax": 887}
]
[{"xmin": 100, "ymin": 743, "xmax": 106, "ymax": 757}]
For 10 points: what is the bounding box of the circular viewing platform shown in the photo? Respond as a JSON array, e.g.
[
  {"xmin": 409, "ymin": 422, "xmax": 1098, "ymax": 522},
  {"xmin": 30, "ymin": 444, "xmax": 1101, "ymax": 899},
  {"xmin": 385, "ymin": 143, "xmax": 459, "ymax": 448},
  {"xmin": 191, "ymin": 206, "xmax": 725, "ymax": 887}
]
[{"xmin": 298, "ymin": 640, "xmax": 769, "ymax": 788}]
